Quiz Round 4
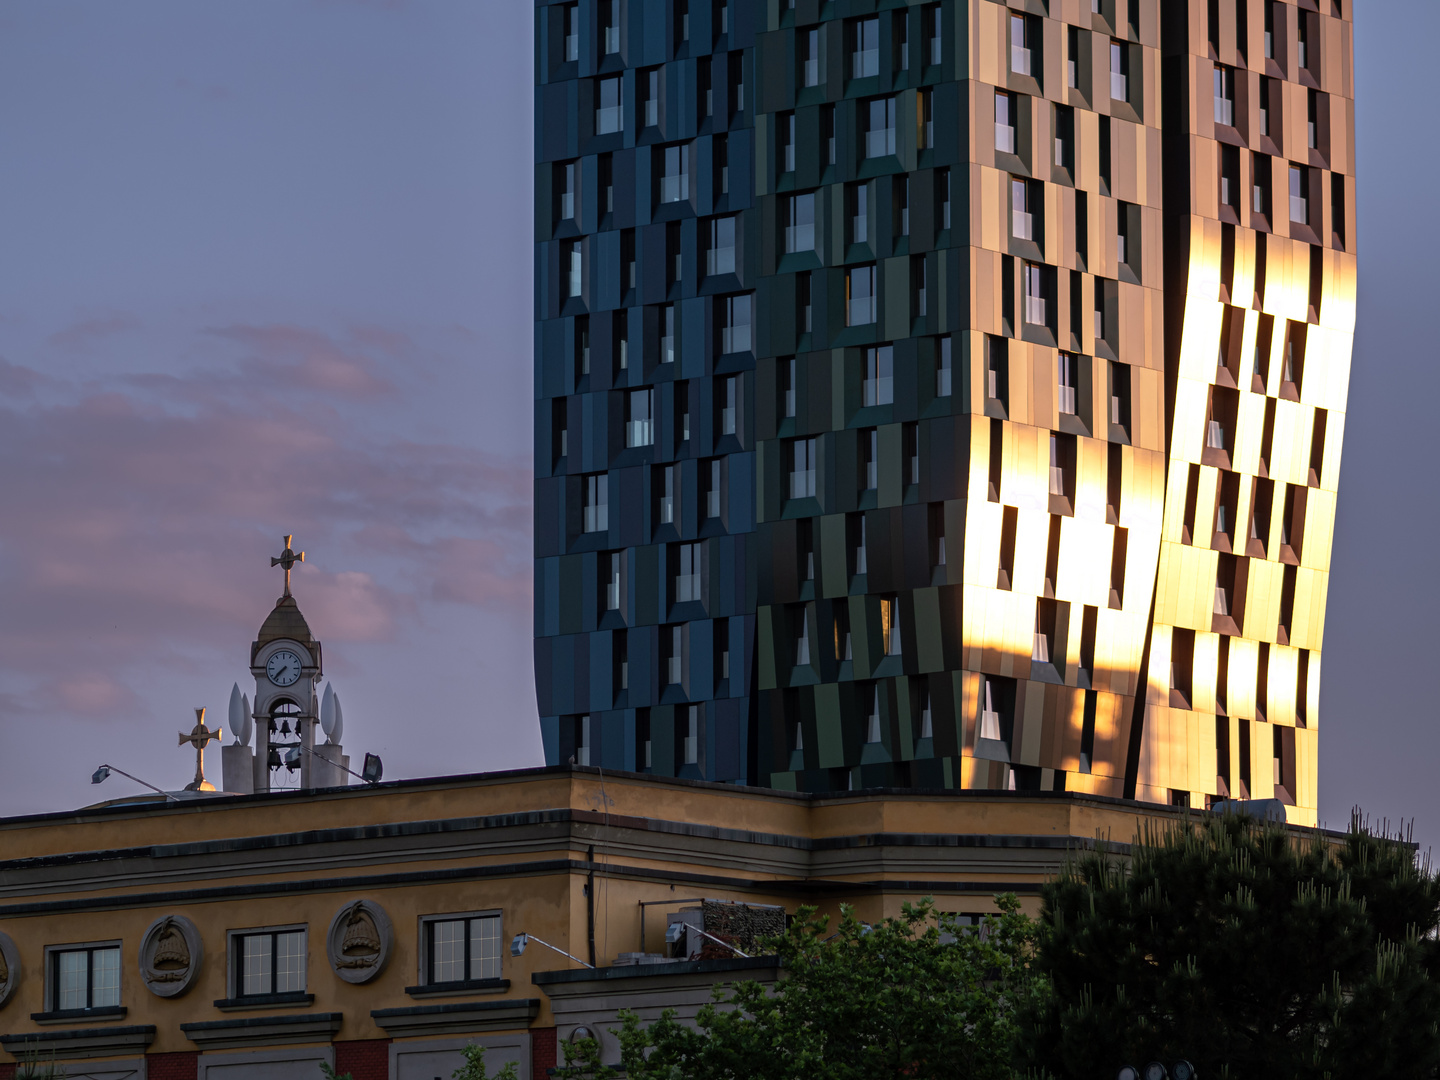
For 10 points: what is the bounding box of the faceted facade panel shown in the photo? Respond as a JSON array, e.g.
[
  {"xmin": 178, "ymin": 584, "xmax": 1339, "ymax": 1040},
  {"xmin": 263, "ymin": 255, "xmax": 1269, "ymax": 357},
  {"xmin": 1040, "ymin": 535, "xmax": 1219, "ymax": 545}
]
[{"xmin": 533, "ymin": 0, "xmax": 1355, "ymax": 822}]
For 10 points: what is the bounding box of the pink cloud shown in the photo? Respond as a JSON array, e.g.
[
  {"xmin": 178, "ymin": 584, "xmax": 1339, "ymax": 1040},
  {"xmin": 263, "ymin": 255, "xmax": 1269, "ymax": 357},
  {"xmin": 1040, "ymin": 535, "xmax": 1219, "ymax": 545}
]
[
  {"xmin": 0, "ymin": 357, "xmax": 43, "ymax": 398},
  {"xmin": 0, "ymin": 323, "xmax": 531, "ymax": 733},
  {"xmin": 209, "ymin": 323, "xmax": 395, "ymax": 397}
]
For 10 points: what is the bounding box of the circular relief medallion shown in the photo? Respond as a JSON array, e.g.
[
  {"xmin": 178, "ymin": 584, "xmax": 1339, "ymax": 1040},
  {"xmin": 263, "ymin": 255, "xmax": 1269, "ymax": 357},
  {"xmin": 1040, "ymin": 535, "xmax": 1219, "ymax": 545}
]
[
  {"xmin": 140, "ymin": 914, "xmax": 204, "ymax": 997},
  {"xmin": 326, "ymin": 899, "xmax": 393, "ymax": 984},
  {"xmin": 0, "ymin": 931, "xmax": 20, "ymax": 1009}
]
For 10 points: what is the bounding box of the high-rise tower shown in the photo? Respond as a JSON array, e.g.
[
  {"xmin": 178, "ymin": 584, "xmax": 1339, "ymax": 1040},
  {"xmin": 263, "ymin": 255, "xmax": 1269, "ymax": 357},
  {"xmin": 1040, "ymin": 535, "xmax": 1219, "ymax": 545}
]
[{"xmin": 533, "ymin": 0, "xmax": 1355, "ymax": 825}]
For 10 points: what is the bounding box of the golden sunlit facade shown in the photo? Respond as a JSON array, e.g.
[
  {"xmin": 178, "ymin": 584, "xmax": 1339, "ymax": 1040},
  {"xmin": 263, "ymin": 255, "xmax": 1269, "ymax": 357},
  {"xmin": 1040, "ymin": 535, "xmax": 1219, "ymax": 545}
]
[{"xmin": 1133, "ymin": 0, "xmax": 1354, "ymax": 824}]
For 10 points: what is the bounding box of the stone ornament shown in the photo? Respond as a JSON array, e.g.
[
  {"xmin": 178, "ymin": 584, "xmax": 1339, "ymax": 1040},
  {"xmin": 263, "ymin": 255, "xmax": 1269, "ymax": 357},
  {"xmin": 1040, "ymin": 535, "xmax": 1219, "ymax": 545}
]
[
  {"xmin": 0, "ymin": 930, "xmax": 19, "ymax": 1009},
  {"xmin": 326, "ymin": 898, "xmax": 392, "ymax": 983},
  {"xmin": 140, "ymin": 914, "xmax": 203, "ymax": 997}
]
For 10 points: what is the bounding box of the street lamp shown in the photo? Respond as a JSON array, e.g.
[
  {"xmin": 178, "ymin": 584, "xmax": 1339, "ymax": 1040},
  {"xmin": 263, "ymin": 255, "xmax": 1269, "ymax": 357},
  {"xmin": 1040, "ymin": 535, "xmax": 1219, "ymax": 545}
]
[
  {"xmin": 90, "ymin": 764, "xmax": 179, "ymax": 802},
  {"xmin": 510, "ymin": 932, "xmax": 594, "ymax": 969}
]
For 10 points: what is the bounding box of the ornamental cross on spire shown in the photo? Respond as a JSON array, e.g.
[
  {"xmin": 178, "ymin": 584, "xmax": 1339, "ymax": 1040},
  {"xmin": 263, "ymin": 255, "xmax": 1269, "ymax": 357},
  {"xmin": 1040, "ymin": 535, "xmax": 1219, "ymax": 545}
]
[
  {"xmin": 271, "ymin": 534, "xmax": 305, "ymax": 597},
  {"xmin": 179, "ymin": 707, "xmax": 222, "ymax": 792}
]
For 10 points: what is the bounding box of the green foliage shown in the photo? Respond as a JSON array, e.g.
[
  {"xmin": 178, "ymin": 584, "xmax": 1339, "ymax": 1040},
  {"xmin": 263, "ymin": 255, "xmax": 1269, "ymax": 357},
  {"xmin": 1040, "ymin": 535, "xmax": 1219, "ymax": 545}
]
[
  {"xmin": 552, "ymin": 1035, "xmax": 619, "ymax": 1080},
  {"xmin": 613, "ymin": 895, "xmax": 1043, "ymax": 1080},
  {"xmin": 451, "ymin": 1044, "xmax": 520, "ymax": 1080},
  {"xmin": 1023, "ymin": 811, "xmax": 1440, "ymax": 1079},
  {"xmin": 319, "ymin": 1065, "xmax": 352, "ymax": 1080}
]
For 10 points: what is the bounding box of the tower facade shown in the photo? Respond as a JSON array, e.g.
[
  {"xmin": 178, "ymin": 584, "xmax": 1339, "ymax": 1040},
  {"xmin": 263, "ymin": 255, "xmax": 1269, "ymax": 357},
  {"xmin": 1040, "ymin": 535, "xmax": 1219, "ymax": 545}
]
[{"xmin": 533, "ymin": 0, "xmax": 1355, "ymax": 824}]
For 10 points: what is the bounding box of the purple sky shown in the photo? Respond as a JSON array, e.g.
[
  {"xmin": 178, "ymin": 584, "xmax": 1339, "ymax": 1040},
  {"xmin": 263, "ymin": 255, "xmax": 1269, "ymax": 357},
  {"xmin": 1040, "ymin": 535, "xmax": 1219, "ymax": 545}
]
[{"xmin": 1, "ymin": 2, "xmax": 1435, "ymax": 844}]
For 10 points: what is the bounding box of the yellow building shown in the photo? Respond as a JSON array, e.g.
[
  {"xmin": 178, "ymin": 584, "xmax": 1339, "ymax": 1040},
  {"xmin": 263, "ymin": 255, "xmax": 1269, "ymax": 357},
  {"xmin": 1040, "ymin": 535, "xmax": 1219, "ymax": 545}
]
[{"xmin": 0, "ymin": 768, "xmax": 1199, "ymax": 1080}]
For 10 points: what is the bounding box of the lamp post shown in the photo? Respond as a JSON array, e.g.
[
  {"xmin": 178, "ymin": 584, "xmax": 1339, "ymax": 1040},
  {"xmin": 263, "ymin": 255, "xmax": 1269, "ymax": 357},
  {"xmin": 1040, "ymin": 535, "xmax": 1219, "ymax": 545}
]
[
  {"xmin": 510, "ymin": 932, "xmax": 594, "ymax": 969},
  {"xmin": 90, "ymin": 764, "xmax": 179, "ymax": 802}
]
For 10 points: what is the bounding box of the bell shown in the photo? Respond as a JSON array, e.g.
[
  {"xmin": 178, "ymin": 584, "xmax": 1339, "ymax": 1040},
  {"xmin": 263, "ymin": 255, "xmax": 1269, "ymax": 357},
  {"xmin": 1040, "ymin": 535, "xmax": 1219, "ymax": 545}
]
[
  {"xmin": 279, "ymin": 719, "xmax": 291, "ymax": 735},
  {"xmin": 267, "ymin": 747, "xmax": 281, "ymax": 769},
  {"xmin": 267, "ymin": 718, "xmax": 278, "ymax": 733}
]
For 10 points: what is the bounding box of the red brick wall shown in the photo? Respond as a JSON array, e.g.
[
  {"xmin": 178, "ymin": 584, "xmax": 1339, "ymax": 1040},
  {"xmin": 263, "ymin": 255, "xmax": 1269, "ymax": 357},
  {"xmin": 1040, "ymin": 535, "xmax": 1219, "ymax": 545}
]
[
  {"xmin": 0, "ymin": 1062, "xmax": 16, "ymax": 1080},
  {"xmin": 334, "ymin": 1038, "xmax": 392, "ymax": 1080},
  {"xmin": 146, "ymin": 1053, "xmax": 198, "ymax": 1080},
  {"xmin": 532, "ymin": 1028, "xmax": 557, "ymax": 1080}
]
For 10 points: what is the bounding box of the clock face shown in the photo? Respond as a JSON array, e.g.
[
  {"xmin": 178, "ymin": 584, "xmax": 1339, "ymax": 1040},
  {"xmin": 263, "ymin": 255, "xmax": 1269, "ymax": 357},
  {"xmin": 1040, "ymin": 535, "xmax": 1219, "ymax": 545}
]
[{"xmin": 266, "ymin": 650, "xmax": 303, "ymax": 687}]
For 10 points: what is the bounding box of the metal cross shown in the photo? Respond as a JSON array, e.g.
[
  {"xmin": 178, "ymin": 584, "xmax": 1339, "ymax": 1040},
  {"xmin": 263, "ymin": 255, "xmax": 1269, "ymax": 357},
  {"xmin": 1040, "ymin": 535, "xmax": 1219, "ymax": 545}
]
[
  {"xmin": 179, "ymin": 707, "xmax": 222, "ymax": 792},
  {"xmin": 270, "ymin": 534, "xmax": 305, "ymax": 597}
]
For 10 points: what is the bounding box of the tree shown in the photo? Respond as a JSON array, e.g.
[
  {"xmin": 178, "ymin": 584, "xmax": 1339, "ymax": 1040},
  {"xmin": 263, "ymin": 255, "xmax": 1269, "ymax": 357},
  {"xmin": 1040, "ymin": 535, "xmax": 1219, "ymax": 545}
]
[
  {"xmin": 1023, "ymin": 811, "xmax": 1440, "ymax": 1079},
  {"xmin": 613, "ymin": 895, "xmax": 1043, "ymax": 1080},
  {"xmin": 321, "ymin": 1045, "xmax": 518, "ymax": 1080}
]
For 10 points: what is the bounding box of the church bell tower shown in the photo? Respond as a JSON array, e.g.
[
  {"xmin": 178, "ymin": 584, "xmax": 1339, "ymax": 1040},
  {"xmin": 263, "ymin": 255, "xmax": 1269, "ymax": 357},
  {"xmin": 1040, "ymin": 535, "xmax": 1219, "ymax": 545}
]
[{"xmin": 248, "ymin": 535, "xmax": 322, "ymax": 793}]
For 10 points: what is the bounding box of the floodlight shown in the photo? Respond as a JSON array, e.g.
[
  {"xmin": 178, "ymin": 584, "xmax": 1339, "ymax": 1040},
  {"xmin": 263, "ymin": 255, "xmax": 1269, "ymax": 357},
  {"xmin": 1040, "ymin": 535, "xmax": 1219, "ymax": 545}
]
[
  {"xmin": 1171, "ymin": 1062, "xmax": 1196, "ymax": 1080},
  {"xmin": 1144, "ymin": 1063, "xmax": 1168, "ymax": 1080},
  {"xmin": 665, "ymin": 922, "xmax": 686, "ymax": 943},
  {"xmin": 91, "ymin": 766, "xmax": 111, "ymax": 785},
  {"xmin": 283, "ymin": 747, "xmax": 302, "ymax": 769},
  {"xmin": 88, "ymin": 763, "xmax": 178, "ymax": 801},
  {"xmin": 362, "ymin": 753, "xmax": 384, "ymax": 784},
  {"xmin": 1117, "ymin": 1068, "xmax": 1140, "ymax": 1080},
  {"xmin": 508, "ymin": 931, "xmax": 593, "ymax": 968}
]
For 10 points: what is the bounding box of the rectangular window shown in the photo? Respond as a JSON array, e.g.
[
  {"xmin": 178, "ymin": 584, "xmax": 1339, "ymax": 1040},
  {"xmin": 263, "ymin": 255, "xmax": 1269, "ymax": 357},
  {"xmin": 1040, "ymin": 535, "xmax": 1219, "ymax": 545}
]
[
  {"xmin": 715, "ymin": 133, "xmax": 729, "ymax": 195},
  {"xmin": 780, "ymin": 111, "xmax": 796, "ymax": 173},
  {"xmin": 668, "ymin": 627, "xmax": 685, "ymax": 685},
  {"xmin": 939, "ymin": 167, "xmax": 952, "ymax": 230},
  {"xmin": 426, "ymin": 913, "xmax": 502, "ymax": 985},
  {"xmin": 1011, "ymin": 14, "xmax": 1034, "ymax": 76},
  {"xmin": 1289, "ymin": 165, "xmax": 1308, "ymax": 224},
  {"xmin": 881, "ymin": 597, "xmax": 901, "ymax": 656},
  {"xmin": 913, "ymin": 255, "xmax": 927, "ymax": 318},
  {"xmin": 642, "ymin": 68, "xmax": 660, "ymax": 128},
  {"xmin": 1057, "ymin": 353, "xmax": 1078, "ymax": 415},
  {"xmin": 661, "ymin": 143, "xmax": 689, "ymax": 204},
  {"xmin": 918, "ymin": 89, "xmax": 934, "ymax": 150},
  {"xmin": 566, "ymin": 241, "xmax": 583, "ymax": 298},
  {"xmin": 861, "ymin": 428, "xmax": 878, "ymax": 490},
  {"xmin": 896, "ymin": 177, "xmax": 909, "ymax": 236},
  {"xmin": 926, "ymin": 4, "xmax": 942, "ymax": 66},
  {"xmin": 789, "ymin": 437, "xmax": 817, "ymax": 499},
  {"xmin": 896, "ymin": 9, "xmax": 909, "ymax": 70},
  {"xmin": 660, "ymin": 303, "xmax": 676, "ymax": 365},
  {"xmin": 849, "ymin": 182, "xmax": 869, "ymax": 245},
  {"xmin": 995, "ymin": 91, "xmax": 1015, "ymax": 154},
  {"xmin": 851, "ymin": 512, "xmax": 868, "ymax": 574},
  {"xmin": 794, "ymin": 604, "xmax": 812, "ymax": 666},
  {"xmin": 575, "ymin": 315, "xmax": 591, "ymax": 379},
  {"xmin": 801, "ymin": 27, "xmax": 820, "ymax": 87},
  {"xmin": 626, "ymin": 389, "xmax": 654, "ymax": 447},
  {"xmin": 1264, "ymin": 0, "xmax": 1275, "ymax": 59},
  {"xmin": 798, "ymin": 272, "xmax": 813, "ymax": 334},
  {"xmin": 928, "ymin": 502, "xmax": 947, "ymax": 571},
  {"xmin": 720, "ymin": 294, "xmax": 752, "ymax": 354},
  {"xmin": 1108, "ymin": 360, "xmax": 1131, "ymax": 437},
  {"xmin": 705, "ymin": 458, "xmax": 722, "ymax": 517},
  {"xmin": 707, "ymin": 216, "xmax": 737, "ymax": 276},
  {"xmin": 601, "ymin": 0, "xmax": 620, "ymax": 54},
  {"xmin": 781, "ymin": 357, "xmax": 797, "ymax": 418},
  {"xmin": 683, "ymin": 704, "xmax": 699, "ymax": 762},
  {"xmin": 851, "ymin": 17, "xmax": 879, "ymax": 78},
  {"xmin": 1011, "ymin": 178, "xmax": 1034, "ymax": 240},
  {"xmin": 583, "ymin": 474, "xmax": 609, "ymax": 533},
  {"xmin": 863, "ymin": 345, "xmax": 894, "ymax": 406},
  {"xmin": 596, "ymin": 76, "xmax": 624, "ymax": 134},
  {"xmin": 937, "ymin": 336, "xmax": 953, "ymax": 397},
  {"xmin": 720, "ymin": 375, "xmax": 738, "ymax": 435},
  {"xmin": 1297, "ymin": 10, "xmax": 1310, "ymax": 70},
  {"xmin": 1259, "ymin": 75, "xmax": 1273, "ymax": 138},
  {"xmin": 1214, "ymin": 64, "xmax": 1235, "ymax": 127},
  {"xmin": 1054, "ymin": 105, "xmax": 1074, "ymax": 171},
  {"xmin": 785, "ymin": 192, "xmax": 816, "ymax": 254},
  {"xmin": 557, "ymin": 161, "xmax": 576, "ymax": 221},
  {"xmin": 657, "ymin": 464, "xmax": 677, "ymax": 524},
  {"xmin": 674, "ymin": 542, "xmax": 702, "ymax": 602},
  {"xmin": 865, "ymin": 97, "xmax": 897, "ymax": 159},
  {"xmin": 606, "ymin": 552, "xmax": 622, "ymax": 610},
  {"xmin": 1109, "ymin": 39, "xmax": 1128, "ymax": 102},
  {"xmin": 235, "ymin": 930, "xmax": 306, "ymax": 998},
  {"xmin": 1307, "ymin": 89, "xmax": 1319, "ymax": 150},
  {"xmin": 1067, "ymin": 26, "xmax": 1079, "ymax": 89},
  {"xmin": 1252, "ymin": 152, "xmax": 1271, "ymax": 217},
  {"xmin": 622, "ymin": 228, "xmax": 636, "ymax": 292},
  {"xmin": 904, "ymin": 421, "xmax": 919, "ymax": 485},
  {"xmin": 1023, "ymin": 261, "xmax": 1048, "ymax": 326},
  {"xmin": 53, "ymin": 945, "xmax": 121, "ymax": 1011},
  {"xmin": 1220, "ymin": 144, "xmax": 1240, "ymax": 210},
  {"xmin": 563, "ymin": 2, "xmax": 579, "ymax": 62},
  {"xmin": 729, "ymin": 51, "xmax": 744, "ymax": 117},
  {"xmin": 847, "ymin": 264, "xmax": 877, "ymax": 326},
  {"xmin": 822, "ymin": 104, "xmax": 836, "ymax": 166}
]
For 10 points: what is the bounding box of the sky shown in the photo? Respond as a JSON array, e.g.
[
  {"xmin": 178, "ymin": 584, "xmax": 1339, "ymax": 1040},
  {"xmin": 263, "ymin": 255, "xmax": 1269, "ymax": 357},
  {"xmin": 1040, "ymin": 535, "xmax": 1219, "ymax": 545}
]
[{"xmin": 0, "ymin": 1, "xmax": 1435, "ymax": 842}]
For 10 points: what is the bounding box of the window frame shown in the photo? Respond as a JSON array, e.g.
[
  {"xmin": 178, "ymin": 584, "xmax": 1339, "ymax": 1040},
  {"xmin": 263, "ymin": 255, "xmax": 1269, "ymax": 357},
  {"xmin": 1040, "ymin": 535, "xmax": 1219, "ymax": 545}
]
[
  {"xmin": 227, "ymin": 925, "xmax": 308, "ymax": 1001},
  {"xmin": 46, "ymin": 941, "xmax": 122, "ymax": 1014},
  {"xmin": 419, "ymin": 910, "xmax": 504, "ymax": 988}
]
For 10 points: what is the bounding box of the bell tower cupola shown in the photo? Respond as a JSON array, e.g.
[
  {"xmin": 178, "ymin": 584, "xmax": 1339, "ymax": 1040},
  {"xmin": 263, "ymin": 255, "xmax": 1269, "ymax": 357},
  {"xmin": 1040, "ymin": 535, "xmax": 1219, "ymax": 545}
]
[{"xmin": 249, "ymin": 535, "xmax": 322, "ymax": 792}]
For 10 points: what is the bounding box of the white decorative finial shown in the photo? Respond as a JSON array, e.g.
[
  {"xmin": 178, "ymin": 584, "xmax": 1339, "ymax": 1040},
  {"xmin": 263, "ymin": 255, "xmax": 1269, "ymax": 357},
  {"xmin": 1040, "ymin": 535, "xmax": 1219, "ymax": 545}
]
[
  {"xmin": 228, "ymin": 684, "xmax": 245, "ymax": 746},
  {"xmin": 321, "ymin": 683, "xmax": 335, "ymax": 739},
  {"xmin": 237, "ymin": 693, "xmax": 253, "ymax": 748},
  {"xmin": 330, "ymin": 693, "xmax": 344, "ymax": 745}
]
